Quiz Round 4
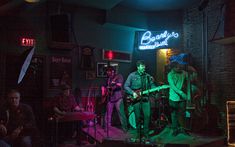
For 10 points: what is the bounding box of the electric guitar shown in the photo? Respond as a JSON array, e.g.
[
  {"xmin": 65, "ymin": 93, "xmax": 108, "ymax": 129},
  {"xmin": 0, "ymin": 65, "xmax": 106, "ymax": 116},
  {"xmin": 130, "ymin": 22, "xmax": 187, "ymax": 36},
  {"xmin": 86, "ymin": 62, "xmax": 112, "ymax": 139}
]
[{"xmin": 126, "ymin": 85, "xmax": 170, "ymax": 105}]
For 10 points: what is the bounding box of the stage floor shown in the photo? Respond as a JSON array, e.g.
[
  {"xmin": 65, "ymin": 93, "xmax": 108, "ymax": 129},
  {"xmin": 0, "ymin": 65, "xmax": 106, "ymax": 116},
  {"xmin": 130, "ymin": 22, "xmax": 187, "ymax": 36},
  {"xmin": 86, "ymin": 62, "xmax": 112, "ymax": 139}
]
[
  {"xmin": 82, "ymin": 124, "xmax": 132, "ymax": 143},
  {"xmin": 82, "ymin": 125, "xmax": 226, "ymax": 146}
]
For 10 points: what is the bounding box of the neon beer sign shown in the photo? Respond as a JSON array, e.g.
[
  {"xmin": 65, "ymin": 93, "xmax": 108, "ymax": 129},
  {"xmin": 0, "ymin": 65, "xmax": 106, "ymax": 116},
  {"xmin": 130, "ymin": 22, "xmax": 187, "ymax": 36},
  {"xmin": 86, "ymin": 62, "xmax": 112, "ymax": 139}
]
[{"xmin": 138, "ymin": 31, "xmax": 179, "ymax": 50}]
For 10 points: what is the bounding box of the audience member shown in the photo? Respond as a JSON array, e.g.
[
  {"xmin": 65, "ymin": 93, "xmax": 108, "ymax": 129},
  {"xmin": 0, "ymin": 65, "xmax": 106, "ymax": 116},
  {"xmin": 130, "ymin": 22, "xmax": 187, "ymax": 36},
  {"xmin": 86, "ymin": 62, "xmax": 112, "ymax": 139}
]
[
  {"xmin": 53, "ymin": 85, "xmax": 84, "ymax": 142},
  {"xmin": 0, "ymin": 89, "xmax": 38, "ymax": 147}
]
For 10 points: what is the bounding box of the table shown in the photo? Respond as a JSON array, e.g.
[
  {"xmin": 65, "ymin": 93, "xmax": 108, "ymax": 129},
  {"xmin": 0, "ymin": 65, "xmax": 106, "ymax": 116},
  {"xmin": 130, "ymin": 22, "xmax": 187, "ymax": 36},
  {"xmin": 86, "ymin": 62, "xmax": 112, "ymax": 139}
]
[{"xmin": 54, "ymin": 111, "xmax": 97, "ymax": 146}]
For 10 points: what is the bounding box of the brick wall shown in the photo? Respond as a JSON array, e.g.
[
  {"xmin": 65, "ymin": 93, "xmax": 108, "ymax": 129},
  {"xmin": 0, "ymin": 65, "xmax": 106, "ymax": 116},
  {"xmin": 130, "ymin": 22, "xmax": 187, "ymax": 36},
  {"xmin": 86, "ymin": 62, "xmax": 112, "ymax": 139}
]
[{"xmin": 183, "ymin": 0, "xmax": 235, "ymax": 112}]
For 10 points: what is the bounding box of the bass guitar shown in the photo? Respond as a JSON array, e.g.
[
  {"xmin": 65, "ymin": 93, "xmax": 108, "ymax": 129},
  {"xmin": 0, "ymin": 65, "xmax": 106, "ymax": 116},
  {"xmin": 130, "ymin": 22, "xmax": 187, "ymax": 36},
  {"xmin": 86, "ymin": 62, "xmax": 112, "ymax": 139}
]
[{"xmin": 126, "ymin": 85, "xmax": 170, "ymax": 105}]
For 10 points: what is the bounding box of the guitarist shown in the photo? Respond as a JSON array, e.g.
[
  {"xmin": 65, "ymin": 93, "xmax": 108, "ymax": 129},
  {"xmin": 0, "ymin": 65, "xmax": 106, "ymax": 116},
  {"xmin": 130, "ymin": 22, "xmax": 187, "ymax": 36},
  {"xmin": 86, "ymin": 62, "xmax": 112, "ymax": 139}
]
[
  {"xmin": 101, "ymin": 66, "xmax": 128, "ymax": 133},
  {"xmin": 167, "ymin": 53, "xmax": 197, "ymax": 136},
  {"xmin": 124, "ymin": 60, "xmax": 157, "ymax": 142}
]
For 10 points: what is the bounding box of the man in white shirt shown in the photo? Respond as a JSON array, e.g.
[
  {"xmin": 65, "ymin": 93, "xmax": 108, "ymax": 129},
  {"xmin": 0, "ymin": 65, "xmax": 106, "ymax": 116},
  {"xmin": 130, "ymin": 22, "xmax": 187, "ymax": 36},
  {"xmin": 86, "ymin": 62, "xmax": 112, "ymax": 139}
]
[{"xmin": 167, "ymin": 54, "xmax": 197, "ymax": 136}]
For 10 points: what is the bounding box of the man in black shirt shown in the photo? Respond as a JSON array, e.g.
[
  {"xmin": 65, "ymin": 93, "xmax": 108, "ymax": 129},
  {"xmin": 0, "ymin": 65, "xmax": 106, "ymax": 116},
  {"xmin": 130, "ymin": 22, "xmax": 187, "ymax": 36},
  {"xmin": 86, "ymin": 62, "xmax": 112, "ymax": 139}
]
[{"xmin": 0, "ymin": 89, "xmax": 38, "ymax": 147}]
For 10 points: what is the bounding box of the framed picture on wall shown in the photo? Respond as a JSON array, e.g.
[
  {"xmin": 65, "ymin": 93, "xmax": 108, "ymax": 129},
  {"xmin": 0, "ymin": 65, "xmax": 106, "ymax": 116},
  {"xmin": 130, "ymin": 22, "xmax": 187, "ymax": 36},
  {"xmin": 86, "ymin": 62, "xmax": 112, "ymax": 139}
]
[
  {"xmin": 96, "ymin": 62, "xmax": 107, "ymax": 77},
  {"xmin": 96, "ymin": 62, "xmax": 118, "ymax": 77}
]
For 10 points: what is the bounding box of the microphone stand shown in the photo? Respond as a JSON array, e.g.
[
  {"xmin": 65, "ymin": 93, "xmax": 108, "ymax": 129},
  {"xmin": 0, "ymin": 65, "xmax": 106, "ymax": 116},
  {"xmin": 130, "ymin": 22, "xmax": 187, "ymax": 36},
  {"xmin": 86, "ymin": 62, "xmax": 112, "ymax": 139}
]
[
  {"xmin": 138, "ymin": 74, "xmax": 144, "ymax": 144},
  {"xmin": 106, "ymin": 99, "xmax": 110, "ymax": 139},
  {"xmin": 185, "ymin": 65, "xmax": 194, "ymax": 132},
  {"xmin": 138, "ymin": 72, "xmax": 148, "ymax": 144},
  {"xmin": 106, "ymin": 78, "xmax": 112, "ymax": 139}
]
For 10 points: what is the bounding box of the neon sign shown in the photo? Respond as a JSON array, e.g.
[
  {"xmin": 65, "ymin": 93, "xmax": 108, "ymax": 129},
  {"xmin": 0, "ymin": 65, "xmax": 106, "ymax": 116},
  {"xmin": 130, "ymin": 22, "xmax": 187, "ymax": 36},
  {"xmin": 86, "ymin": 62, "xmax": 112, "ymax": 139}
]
[{"xmin": 138, "ymin": 31, "xmax": 179, "ymax": 50}]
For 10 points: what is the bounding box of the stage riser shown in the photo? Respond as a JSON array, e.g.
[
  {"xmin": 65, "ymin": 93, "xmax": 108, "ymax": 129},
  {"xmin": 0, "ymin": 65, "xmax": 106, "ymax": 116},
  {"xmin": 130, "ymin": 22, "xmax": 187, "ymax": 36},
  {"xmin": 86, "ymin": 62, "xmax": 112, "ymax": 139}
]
[
  {"xmin": 196, "ymin": 137, "xmax": 226, "ymax": 147},
  {"xmin": 99, "ymin": 140, "xmax": 190, "ymax": 147},
  {"xmin": 83, "ymin": 124, "xmax": 226, "ymax": 147}
]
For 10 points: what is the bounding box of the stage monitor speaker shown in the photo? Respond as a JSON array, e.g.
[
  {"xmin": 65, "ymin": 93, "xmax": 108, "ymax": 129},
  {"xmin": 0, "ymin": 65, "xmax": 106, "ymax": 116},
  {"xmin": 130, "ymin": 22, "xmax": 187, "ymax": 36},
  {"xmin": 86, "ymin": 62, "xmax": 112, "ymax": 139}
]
[
  {"xmin": 165, "ymin": 144, "xmax": 189, "ymax": 147},
  {"xmin": 50, "ymin": 14, "xmax": 69, "ymax": 42},
  {"xmin": 100, "ymin": 139, "xmax": 190, "ymax": 147},
  {"xmin": 101, "ymin": 139, "xmax": 124, "ymax": 147}
]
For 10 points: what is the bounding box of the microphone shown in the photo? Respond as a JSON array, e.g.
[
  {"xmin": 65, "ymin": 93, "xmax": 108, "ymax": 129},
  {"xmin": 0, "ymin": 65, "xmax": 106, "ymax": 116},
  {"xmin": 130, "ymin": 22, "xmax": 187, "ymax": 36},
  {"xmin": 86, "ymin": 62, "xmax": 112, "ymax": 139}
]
[
  {"xmin": 140, "ymin": 71, "xmax": 146, "ymax": 76},
  {"xmin": 141, "ymin": 69, "xmax": 146, "ymax": 74}
]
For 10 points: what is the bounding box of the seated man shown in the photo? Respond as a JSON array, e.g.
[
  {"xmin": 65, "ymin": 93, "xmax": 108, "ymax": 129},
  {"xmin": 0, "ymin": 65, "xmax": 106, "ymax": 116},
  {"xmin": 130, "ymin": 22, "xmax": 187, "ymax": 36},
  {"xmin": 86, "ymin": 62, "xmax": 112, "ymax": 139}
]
[
  {"xmin": 53, "ymin": 84, "xmax": 84, "ymax": 141},
  {"xmin": 0, "ymin": 89, "xmax": 38, "ymax": 147}
]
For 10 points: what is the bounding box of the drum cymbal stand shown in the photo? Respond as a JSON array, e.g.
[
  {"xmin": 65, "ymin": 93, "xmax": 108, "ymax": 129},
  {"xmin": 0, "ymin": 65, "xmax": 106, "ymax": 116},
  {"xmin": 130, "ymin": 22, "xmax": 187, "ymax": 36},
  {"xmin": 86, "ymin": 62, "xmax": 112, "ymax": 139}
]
[
  {"xmin": 155, "ymin": 95, "xmax": 169, "ymax": 130},
  {"xmin": 105, "ymin": 98, "xmax": 110, "ymax": 139}
]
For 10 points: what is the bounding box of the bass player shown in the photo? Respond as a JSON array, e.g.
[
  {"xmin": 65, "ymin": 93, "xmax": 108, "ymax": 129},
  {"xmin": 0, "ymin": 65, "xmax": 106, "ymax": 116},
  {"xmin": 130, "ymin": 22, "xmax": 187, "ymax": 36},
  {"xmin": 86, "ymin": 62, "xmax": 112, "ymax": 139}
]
[{"xmin": 167, "ymin": 53, "xmax": 197, "ymax": 136}]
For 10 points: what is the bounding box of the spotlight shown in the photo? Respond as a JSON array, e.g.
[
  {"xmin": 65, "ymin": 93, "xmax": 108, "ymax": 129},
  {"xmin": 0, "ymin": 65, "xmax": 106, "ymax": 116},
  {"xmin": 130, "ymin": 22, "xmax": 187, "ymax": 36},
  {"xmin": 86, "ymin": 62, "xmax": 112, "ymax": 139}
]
[{"xmin": 24, "ymin": 0, "xmax": 40, "ymax": 3}]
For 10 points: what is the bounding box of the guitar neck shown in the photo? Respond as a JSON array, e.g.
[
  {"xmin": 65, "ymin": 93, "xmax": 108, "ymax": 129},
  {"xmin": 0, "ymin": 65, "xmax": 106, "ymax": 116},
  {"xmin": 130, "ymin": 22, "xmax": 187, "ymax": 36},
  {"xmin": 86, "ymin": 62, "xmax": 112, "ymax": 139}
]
[
  {"xmin": 141, "ymin": 88, "xmax": 158, "ymax": 95},
  {"xmin": 141, "ymin": 85, "xmax": 169, "ymax": 95}
]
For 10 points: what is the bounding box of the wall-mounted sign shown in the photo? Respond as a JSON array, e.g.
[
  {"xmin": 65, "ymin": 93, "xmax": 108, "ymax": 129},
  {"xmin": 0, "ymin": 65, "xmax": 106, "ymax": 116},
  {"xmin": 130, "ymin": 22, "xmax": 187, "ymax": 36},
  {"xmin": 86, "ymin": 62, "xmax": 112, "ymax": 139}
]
[
  {"xmin": 20, "ymin": 37, "xmax": 36, "ymax": 47},
  {"xmin": 136, "ymin": 30, "xmax": 180, "ymax": 50},
  {"xmin": 103, "ymin": 49, "xmax": 132, "ymax": 63},
  {"xmin": 49, "ymin": 55, "xmax": 72, "ymax": 89}
]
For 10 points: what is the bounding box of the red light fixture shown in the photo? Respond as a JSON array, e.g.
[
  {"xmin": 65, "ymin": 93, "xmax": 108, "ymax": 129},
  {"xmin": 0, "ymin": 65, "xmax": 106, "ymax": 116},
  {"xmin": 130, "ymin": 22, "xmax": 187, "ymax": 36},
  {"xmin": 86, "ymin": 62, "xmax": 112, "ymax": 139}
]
[
  {"xmin": 103, "ymin": 49, "xmax": 132, "ymax": 63},
  {"xmin": 105, "ymin": 50, "xmax": 114, "ymax": 60}
]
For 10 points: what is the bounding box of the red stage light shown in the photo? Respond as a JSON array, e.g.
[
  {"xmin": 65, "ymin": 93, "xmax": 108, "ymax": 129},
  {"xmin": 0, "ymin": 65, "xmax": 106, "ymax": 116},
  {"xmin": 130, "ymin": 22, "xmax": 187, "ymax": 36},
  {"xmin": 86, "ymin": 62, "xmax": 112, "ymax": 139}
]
[
  {"xmin": 103, "ymin": 49, "xmax": 132, "ymax": 62},
  {"xmin": 105, "ymin": 50, "xmax": 114, "ymax": 60}
]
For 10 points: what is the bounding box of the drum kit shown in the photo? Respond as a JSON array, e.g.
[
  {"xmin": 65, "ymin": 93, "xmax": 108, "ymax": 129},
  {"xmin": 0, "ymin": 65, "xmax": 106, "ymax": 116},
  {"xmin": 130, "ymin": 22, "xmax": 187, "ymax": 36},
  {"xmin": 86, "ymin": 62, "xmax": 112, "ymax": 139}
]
[{"xmin": 127, "ymin": 92, "xmax": 170, "ymax": 130}]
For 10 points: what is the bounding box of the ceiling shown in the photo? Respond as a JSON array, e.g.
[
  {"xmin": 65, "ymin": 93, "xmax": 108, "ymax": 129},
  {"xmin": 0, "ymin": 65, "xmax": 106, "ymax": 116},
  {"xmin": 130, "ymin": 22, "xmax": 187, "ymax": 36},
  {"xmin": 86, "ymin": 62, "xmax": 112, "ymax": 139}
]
[
  {"xmin": 120, "ymin": 0, "xmax": 201, "ymax": 11},
  {"xmin": 62, "ymin": 0, "xmax": 201, "ymax": 11},
  {"xmin": 0, "ymin": 0, "xmax": 201, "ymax": 12}
]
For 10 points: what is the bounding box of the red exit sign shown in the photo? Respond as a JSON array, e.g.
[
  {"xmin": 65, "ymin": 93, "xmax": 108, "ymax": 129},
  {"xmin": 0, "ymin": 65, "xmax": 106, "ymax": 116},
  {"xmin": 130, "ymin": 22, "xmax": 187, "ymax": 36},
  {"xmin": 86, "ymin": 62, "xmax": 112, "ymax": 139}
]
[{"xmin": 20, "ymin": 37, "xmax": 36, "ymax": 47}]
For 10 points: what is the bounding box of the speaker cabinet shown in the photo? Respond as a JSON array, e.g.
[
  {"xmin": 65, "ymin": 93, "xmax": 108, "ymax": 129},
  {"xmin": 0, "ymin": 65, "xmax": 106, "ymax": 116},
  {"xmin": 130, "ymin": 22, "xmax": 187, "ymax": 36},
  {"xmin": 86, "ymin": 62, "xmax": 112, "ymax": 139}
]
[{"xmin": 50, "ymin": 14, "xmax": 69, "ymax": 42}]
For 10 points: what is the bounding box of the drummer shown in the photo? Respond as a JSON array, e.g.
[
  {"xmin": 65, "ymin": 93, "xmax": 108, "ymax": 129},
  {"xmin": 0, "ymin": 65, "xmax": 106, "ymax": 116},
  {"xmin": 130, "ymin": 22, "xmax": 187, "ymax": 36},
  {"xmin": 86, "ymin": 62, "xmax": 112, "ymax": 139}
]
[{"xmin": 53, "ymin": 84, "xmax": 84, "ymax": 142}]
